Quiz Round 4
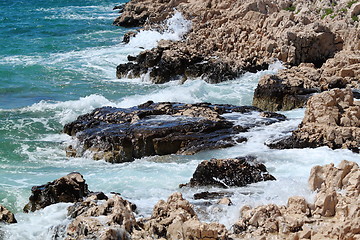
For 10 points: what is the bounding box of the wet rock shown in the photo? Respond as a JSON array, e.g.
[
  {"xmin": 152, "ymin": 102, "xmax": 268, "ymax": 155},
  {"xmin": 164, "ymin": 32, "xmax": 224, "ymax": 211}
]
[
  {"xmin": 64, "ymin": 102, "xmax": 284, "ymax": 163},
  {"xmin": 181, "ymin": 156, "xmax": 276, "ymax": 188},
  {"xmin": 269, "ymin": 88, "xmax": 360, "ymax": 152},
  {"xmin": 23, "ymin": 172, "xmax": 90, "ymax": 213},
  {"xmin": 193, "ymin": 191, "xmax": 233, "ymax": 200},
  {"xmin": 0, "ymin": 204, "xmax": 16, "ymax": 224},
  {"xmin": 132, "ymin": 192, "xmax": 228, "ymax": 240},
  {"xmin": 116, "ymin": 45, "xmax": 239, "ymax": 84},
  {"xmin": 65, "ymin": 194, "xmax": 137, "ymax": 240},
  {"xmin": 122, "ymin": 31, "xmax": 137, "ymax": 44}
]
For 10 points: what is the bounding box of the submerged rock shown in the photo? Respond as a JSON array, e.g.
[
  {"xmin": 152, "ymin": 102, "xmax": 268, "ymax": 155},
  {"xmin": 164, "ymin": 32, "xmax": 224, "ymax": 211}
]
[
  {"xmin": 23, "ymin": 172, "xmax": 90, "ymax": 212},
  {"xmin": 0, "ymin": 204, "xmax": 16, "ymax": 224},
  {"xmin": 269, "ymin": 88, "xmax": 360, "ymax": 152},
  {"xmin": 64, "ymin": 101, "xmax": 285, "ymax": 163},
  {"xmin": 181, "ymin": 156, "xmax": 276, "ymax": 188}
]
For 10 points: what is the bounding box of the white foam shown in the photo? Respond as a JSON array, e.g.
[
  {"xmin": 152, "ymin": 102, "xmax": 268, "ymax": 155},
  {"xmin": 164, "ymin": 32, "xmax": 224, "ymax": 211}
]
[
  {"xmin": 3, "ymin": 203, "xmax": 72, "ymax": 240},
  {"xmin": 127, "ymin": 11, "xmax": 192, "ymax": 49}
]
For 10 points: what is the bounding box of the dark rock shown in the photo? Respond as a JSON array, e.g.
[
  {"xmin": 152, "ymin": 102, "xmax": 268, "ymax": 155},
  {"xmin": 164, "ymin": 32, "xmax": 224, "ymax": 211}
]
[
  {"xmin": 23, "ymin": 172, "xmax": 90, "ymax": 213},
  {"xmin": 0, "ymin": 204, "xmax": 17, "ymax": 224},
  {"xmin": 181, "ymin": 156, "xmax": 276, "ymax": 188},
  {"xmin": 64, "ymin": 102, "xmax": 285, "ymax": 163},
  {"xmin": 116, "ymin": 46, "xmax": 240, "ymax": 84},
  {"xmin": 193, "ymin": 191, "xmax": 233, "ymax": 200},
  {"xmin": 123, "ymin": 31, "xmax": 137, "ymax": 44}
]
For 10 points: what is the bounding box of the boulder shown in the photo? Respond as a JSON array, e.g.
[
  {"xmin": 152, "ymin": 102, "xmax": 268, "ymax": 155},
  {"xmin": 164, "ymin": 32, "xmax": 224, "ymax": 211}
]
[
  {"xmin": 23, "ymin": 172, "xmax": 90, "ymax": 212},
  {"xmin": 64, "ymin": 101, "xmax": 285, "ymax": 163},
  {"xmin": 181, "ymin": 157, "xmax": 276, "ymax": 188},
  {"xmin": 132, "ymin": 192, "xmax": 228, "ymax": 240},
  {"xmin": 0, "ymin": 204, "xmax": 16, "ymax": 224},
  {"xmin": 65, "ymin": 194, "xmax": 137, "ymax": 240},
  {"xmin": 269, "ymin": 88, "xmax": 360, "ymax": 152}
]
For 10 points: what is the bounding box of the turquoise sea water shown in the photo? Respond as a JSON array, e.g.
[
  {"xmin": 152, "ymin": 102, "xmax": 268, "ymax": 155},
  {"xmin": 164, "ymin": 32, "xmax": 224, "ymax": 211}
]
[{"xmin": 1, "ymin": 0, "xmax": 359, "ymax": 239}]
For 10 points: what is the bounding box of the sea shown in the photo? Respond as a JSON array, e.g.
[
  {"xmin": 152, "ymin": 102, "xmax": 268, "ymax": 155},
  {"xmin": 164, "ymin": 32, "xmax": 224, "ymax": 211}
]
[{"xmin": 0, "ymin": 0, "xmax": 359, "ymax": 239}]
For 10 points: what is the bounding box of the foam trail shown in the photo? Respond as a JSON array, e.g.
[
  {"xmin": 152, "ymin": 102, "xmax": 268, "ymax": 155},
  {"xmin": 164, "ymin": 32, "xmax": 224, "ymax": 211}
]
[{"xmin": 127, "ymin": 11, "xmax": 192, "ymax": 49}]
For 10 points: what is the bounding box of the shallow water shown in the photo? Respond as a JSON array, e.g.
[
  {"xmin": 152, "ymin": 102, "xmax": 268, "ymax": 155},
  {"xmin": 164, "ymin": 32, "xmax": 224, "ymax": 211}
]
[{"xmin": 1, "ymin": 0, "xmax": 359, "ymax": 238}]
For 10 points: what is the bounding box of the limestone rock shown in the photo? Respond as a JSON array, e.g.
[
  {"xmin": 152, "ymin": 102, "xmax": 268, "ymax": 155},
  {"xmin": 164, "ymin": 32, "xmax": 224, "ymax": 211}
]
[
  {"xmin": 0, "ymin": 204, "xmax": 16, "ymax": 224},
  {"xmin": 114, "ymin": 0, "xmax": 360, "ymax": 87},
  {"xmin": 181, "ymin": 156, "xmax": 276, "ymax": 188},
  {"xmin": 132, "ymin": 192, "xmax": 228, "ymax": 240},
  {"xmin": 23, "ymin": 172, "xmax": 89, "ymax": 213},
  {"xmin": 231, "ymin": 160, "xmax": 360, "ymax": 239},
  {"xmin": 65, "ymin": 194, "xmax": 137, "ymax": 240},
  {"xmin": 269, "ymin": 88, "xmax": 360, "ymax": 152}
]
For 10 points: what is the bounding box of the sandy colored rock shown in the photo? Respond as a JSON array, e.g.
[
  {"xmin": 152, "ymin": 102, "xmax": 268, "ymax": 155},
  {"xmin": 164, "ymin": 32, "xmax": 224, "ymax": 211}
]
[
  {"xmin": 132, "ymin": 192, "xmax": 228, "ymax": 240},
  {"xmin": 231, "ymin": 160, "xmax": 360, "ymax": 239},
  {"xmin": 65, "ymin": 194, "xmax": 137, "ymax": 240},
  {"xmin": 115, "ymin": 0, "xmax": 359, "ymax": 87},
  {"xmin": 269, "ymin": 88, "xmax": 360, "ymax": 152}
]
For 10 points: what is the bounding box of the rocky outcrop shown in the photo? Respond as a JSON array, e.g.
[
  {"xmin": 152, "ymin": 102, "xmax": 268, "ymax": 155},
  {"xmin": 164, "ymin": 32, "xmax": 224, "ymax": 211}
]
[
  {"xmin": 23, "ymin": 172, "xmax": 90, "ymax": 213},
  {"xmin": 253, "ymin": 63, "xmax": 321, "ymax": 111},
  {"xmin": 269, "ymin": 88, "xmax": 360, "ymax": 152},
  {"xmin": 132, "ymin": 192, "xmax": 228, "ymax": 240},
  {"xmin": 115, "ymin": 0, "xmax": 360, "ymax": 85},
  {"xmin": 65, "ymin": 194, "xmax": 137, "ymax": 240},
  {"xmin": 253, "ymin": 51, "xmax": 360, "ymax": 111},
  {"xmin": 117, "ymin": 41, "xmax": 240, "ymax": 84},
  {"xmin": 181, "ymin": 156, "xmax": 276, "ymax": 188},
  {"xmin": 63, "ymin": 101, "xmax": 285, "ymax": 163},
  {"xmin": 0, "ymin": 204, "xmax": 16, "ymax": 224},
  {"xmin": 231, "ymin": 160, "xmax": 360, "ymax": 239}
]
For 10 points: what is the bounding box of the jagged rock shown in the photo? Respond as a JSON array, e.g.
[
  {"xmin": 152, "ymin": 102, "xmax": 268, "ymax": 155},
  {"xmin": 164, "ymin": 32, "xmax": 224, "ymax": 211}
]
[
  {"xmin": 231, "ymin": 160, "xmax": 360, "ymax": 239},
  {"xmin": 132, "ymin": 192, "xmax": 228, "ymax": 240},
  {"xmin": 65, "ymin": 194, "xmax": 137, "ymax": 240},
  {"xmin": 253, "ymin": 63, "xmax": 321, "ymax": 111},
  {"xmin": 0, "ymin": 204, "xmax": 16, "ymax": 224},
  {"xmin": 64, "ymin": 101, "xmax": 285, "ymax": 163},
  {"xmin": 116, "ymin": 44, "xmax": 240, "ymax": 84},
  {"xmin": 23, "ymin": 172, "xmax": 90, "ymax": 213},
  {"xmin": 269, "ymin": 88, "xmax": 360, "ymax": 152},
  {"xmin": 181, "ymin": 156, "xmax": 276, "ymax": 188}
]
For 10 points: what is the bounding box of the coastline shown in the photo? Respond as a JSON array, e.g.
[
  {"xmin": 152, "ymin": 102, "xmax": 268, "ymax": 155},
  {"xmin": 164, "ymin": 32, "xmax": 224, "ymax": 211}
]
[{"xmin": 1, "ymin": 0, "xmax": 360, "ymax": 239}]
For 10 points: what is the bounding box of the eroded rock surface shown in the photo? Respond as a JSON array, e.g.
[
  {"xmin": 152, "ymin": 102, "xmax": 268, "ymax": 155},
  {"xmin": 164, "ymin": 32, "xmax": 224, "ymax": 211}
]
[
  {"xmin": 64, "ymin": 101, "xmax": 285, "ymax": 163},
  {"xmin": 269, "ymin": 88, "xmax": 360, "ymax": 152},
  {"xmin": 253, "ymin": 51, "xmax": 360, "ymax": 111},
  {"xmin": 23, "ymin": 172, "xmax": 90, "ymax": 212},
  {"xmin": 0, "ymin": 204, "xmax": 16, "ymax": 224},
  {"xmin": 132, "ymin": 192, "xmax": 228, "ymax": 240},
  {"xmin": 65, "ymin": 194, "xmax": 137, "ymax": 240},
  {"xmin": 181, "ymin": 156, "xmax": 276, "ymax": 188},
  {"xmin": 231, "ymin": 160, "xmax": 360, "ymax": 239},
  {"xmin": 115, "ymin": 0, "xmax": 360, "ymax": 85}
]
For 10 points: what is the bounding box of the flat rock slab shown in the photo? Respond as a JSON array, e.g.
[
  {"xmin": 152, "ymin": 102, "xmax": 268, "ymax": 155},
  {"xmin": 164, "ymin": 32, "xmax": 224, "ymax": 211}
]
[{"xmin": 64, "ymin": 101, "xmax": 286, "ymax": 163}]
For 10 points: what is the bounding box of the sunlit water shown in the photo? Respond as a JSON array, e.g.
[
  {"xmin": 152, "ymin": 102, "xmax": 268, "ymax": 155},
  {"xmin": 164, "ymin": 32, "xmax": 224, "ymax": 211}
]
[{"xmin": 1, "ymin": 0, "xmax": 359, "ymax": 239}]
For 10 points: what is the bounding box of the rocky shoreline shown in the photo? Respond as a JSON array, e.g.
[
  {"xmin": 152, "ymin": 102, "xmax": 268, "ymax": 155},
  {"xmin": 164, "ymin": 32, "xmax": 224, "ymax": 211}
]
[
  {"xmin": 2, "ymin": 0, "xmax": 359, "ymax": 239},
  {"xmin": 3, "ymin": 160, "xmax": 360, "ymax": 239}
]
